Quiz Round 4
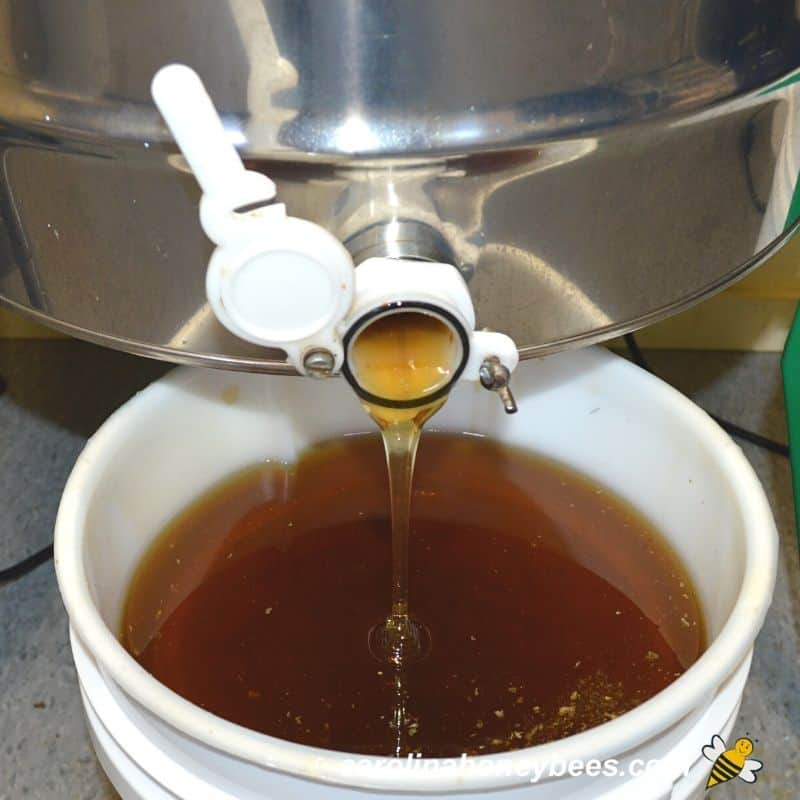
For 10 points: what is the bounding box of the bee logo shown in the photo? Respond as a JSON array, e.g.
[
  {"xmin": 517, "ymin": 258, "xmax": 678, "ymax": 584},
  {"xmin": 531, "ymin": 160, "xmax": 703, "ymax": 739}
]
[{"xmin": 703, "ymin": 735, "xmax": 763, "ymax": 789}]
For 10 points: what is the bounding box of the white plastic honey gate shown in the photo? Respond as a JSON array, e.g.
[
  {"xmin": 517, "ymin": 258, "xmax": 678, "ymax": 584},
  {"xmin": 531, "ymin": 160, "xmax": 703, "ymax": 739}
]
[{"xmin": 151, "ymin": 64, "xmax": 518, "ymax": 408}]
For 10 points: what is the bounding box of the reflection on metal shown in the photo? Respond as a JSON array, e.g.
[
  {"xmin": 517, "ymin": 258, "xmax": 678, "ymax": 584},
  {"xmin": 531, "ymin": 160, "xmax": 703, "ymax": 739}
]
[
  {"xmin": 344, "ymin": 221, "xmax": 456, "ymax": 266},
  {"xmin": 1, "ymin": 1, "xmax": 800, "ymax": 371}
]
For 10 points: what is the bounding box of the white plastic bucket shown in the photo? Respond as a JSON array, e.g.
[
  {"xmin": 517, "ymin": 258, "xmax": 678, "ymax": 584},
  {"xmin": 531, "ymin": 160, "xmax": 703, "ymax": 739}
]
[{"xmin": 54, "ymin": 347, "xmax": 778, "ymax": 799}]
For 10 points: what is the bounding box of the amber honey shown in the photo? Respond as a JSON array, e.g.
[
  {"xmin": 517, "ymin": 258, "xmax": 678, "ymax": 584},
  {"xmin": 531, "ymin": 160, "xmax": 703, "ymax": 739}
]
[{"xmin": 122, "ymin": 432, "xmax": 704, "ymax": 758}]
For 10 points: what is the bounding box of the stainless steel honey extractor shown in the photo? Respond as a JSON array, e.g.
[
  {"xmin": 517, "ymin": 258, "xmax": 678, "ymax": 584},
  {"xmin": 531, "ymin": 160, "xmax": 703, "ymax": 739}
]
[{"xmin": 1, "ymin": 0, "xmax": 800, "ymax": 372}]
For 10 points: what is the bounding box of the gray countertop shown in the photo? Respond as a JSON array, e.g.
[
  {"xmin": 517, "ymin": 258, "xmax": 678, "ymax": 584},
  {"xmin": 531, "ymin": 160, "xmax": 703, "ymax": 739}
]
[{"xmin": 0, "ymin": 341, "xmax": 797, "ymax": 799}]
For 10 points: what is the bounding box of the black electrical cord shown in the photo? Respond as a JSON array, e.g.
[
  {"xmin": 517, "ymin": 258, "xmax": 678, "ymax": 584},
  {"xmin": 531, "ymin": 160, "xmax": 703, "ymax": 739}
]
[
  {"xmin": 0, "ymin": 374, "xmax": 55, "ymax": 586},
  {"xmin": 0, "ymin": 543, "xmax": 54, "ymax": 587},
  {"xmin": 624, "ymin": 333, "xmax": 790, "ymax": 458}
]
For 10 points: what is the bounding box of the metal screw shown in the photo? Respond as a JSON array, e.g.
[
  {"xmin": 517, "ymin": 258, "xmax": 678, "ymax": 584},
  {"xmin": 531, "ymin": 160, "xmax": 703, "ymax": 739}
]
[
  {"xmin": 303, "ymin": 348, "xmax": 336, "ymax": 378},
  {"xmin": 479, "ymin": 356, "xmax": 518, "ymax": 414}
]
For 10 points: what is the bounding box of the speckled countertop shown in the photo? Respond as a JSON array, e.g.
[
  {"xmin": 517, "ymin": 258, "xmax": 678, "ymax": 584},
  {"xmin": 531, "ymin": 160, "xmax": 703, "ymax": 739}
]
[{"xmin": 0, "ymin": 341, "xmax": 797, "ymax": 800}]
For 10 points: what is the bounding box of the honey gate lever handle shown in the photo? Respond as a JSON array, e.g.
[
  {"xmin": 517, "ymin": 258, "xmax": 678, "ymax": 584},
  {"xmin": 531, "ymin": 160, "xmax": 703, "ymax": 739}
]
[{"xmin": 151, "ymin": 64, "xmax": 276, "ymax": 213}]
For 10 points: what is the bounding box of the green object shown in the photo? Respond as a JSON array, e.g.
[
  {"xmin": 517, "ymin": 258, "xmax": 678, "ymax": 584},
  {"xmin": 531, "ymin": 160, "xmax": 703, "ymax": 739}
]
[
  {"xmin": 758, "ymin": 68, "xmax": 800, "ymax": 96},
  {"xmin": 777, "ymin": 68, "xmax": 800, "ymax": 541},
  {"xmin": 785, "ymin": 177, "xmax": 800, "ymax": 237},
  {"xmin": 782, "ymin": 158, "xmax": 800, "ymax": 545},
  {"xmin": 782, "ymin": 303, "xmax": 800, "ymax": 545}
]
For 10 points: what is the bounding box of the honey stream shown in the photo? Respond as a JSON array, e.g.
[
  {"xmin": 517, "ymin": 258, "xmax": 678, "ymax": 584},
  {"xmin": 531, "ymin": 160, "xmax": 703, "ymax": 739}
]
[{"xmin": 348, "ymin": 311, "xmax": 460, "ymax": 753}]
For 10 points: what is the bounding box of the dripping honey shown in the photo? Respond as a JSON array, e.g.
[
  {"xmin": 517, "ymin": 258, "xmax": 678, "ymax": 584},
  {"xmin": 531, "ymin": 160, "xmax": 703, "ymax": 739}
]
[{"xmin": 348, "ymin": 311, "xmax": 460, "ymax": 671}]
